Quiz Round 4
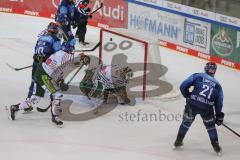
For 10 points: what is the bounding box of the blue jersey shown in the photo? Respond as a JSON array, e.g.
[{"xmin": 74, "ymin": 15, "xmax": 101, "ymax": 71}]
[
  {"xmin": 56, "ymin": 0, "xmax": 75, "ymax": 25},
  {"xmin": 34, "ymin": 34, "xmax": 61, "ymax": 60},
  {"xmin": 180, "ymin": 73, "xmax": 223, "ymax": 113}
]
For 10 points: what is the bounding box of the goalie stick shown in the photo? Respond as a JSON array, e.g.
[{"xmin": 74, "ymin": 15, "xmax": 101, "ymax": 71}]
[
  {"xmin": 6, "ymin": 63, "xmax": 32, "ymax": 71},
  {"xmin": 36, "ymin": 64, "xmax": 85, "ymax": 112}
]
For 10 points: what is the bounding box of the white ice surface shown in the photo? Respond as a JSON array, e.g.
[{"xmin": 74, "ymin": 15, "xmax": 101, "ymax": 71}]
[{"xmin": 0, "ymin": 13, "xmax": 239, "ymax": 160}]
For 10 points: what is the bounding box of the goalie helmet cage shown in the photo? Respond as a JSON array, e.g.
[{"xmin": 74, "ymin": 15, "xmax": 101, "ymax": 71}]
[{"xmin": 99, "ymin": 28, "xmax": 174, "ymax": 100}]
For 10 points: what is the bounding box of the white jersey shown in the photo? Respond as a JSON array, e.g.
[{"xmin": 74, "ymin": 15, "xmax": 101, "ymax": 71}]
[
  {"xmin": 42, "ymin": 51, "xmax": 81, "ymax": 81},
  {"xmin": 94, "ymin": 65, "xmax": 126, "ymax": 89}
]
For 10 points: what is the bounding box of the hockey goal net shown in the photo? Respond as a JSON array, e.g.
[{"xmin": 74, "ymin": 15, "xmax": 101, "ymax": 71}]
[{"xmin": 99, "ymin": 28, "xmax": 179, "ymax": 100}]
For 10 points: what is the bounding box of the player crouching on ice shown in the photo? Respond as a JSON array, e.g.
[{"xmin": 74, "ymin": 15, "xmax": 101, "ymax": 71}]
[
  {"xmin": 79, "ymin": 64, "xmax": 133, "ymax": 106},
  {"xmin": 173, "ymin": 62, "xmax": 224, "ymax": 155},
  {"xmin": 8, "ymin": 42, "xmax": 90, "ymax": 127}
]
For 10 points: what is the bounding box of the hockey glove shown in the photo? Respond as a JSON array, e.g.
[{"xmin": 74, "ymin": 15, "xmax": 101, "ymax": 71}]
[
  {"xmin": 33, "ymin": 54, "xmax": 44, "ymax": 64},
  {"xmin": 87, "ymin": 14, "xmax": 92, "ymax": 19},
  {"xmin": 215, "ymin": 112, "xmax": 224, "ymax": 126},
  {"xmin": 58, "ymin": 79, "xmax": 69, "ymax": 91},
  {"xmin": 85, "ymin": 8, "xmax": 91, "ymax": 12}
]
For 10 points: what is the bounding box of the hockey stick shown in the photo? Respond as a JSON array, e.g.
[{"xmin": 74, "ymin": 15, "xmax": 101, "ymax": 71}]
[
  {"xmin": 75, "ymin": 42, "xmax": 100, "ymax": 52},
  {"xmin": 89, "ymin": 3, "xmax": 103, "ymax": 16},
  {"xmin": 6, "ymin": 63, "xmax": 32, "ymax": 71},
  {"xmin": 36, "ymin": 64, "xmax": 84, "ymax": 112},
  {"xmin": 6, "ymin": 42, "xmax": 99, "ymax": 72},
  {"xmin": 222, "ymin": 123, "xmax": 240, "ymax": 138}
]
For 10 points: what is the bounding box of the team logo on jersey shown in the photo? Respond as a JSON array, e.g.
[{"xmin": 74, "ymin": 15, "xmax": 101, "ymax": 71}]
[{"xmin": 212, "ymin": 28, "xmax": 233, "ymax": 56}]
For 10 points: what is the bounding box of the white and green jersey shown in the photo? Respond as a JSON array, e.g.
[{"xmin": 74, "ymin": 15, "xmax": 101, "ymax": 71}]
[
  {"xmin": 42, "ymin": 51, "xmax": 81, "ymax": 81},
  {"xmin": 94, "ymin": 65, "xmax": 126, "ymax": 89}
]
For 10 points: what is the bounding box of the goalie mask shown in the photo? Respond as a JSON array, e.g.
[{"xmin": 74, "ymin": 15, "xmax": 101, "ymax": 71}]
[{"xmin": 204, "ymin": 62, "xmax": 217, "ymax": 76}]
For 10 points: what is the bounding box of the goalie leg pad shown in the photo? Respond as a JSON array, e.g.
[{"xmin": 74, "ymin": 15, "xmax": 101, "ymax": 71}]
[{"xmin": 115, "ymin": 86, "xmax": 130, "ymax": 104}]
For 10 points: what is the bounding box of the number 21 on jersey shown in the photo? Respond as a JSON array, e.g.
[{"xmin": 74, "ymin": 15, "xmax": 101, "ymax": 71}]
[{"xmin": 199, "ymin": 84, "xmax": 213, "ymax": 99}]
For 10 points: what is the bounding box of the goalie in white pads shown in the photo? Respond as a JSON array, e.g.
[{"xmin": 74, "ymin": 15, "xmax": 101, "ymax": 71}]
[
  {"xmin": 80, "ymin": 64, "xmax": 133, "ymax": 105},
  {"xmin": 8, "ymin": 42, "xmax": 90, "ymax": 126}
]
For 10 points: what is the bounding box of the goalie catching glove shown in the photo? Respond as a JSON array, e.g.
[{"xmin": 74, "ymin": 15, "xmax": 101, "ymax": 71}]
[{"xmin": 79, "ymin": 53, "xmax": 90, "ymax": 65}]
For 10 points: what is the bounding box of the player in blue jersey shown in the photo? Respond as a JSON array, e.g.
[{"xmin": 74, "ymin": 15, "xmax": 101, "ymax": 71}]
[
  {"xmin": 174, "ymin": 62, "xmax": 224, "ymax": 155},
  {"xmin": 23, "ymin": 22, "xmax": 62, "ymax": 111},
  {"xmin": 55, "ymin": 0, "xmax": 76, "ymax": 46}
]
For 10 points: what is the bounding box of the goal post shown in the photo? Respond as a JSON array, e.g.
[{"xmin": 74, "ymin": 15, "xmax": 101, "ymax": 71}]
[{"xmin": 99, "ymin": 28, "xmax": 176, "ymax": 100}]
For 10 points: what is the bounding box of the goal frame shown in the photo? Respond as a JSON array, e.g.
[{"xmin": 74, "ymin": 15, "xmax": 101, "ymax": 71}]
[{"xmin": 99, "ymin": 28, "xmax": 149, "ymax": 100}]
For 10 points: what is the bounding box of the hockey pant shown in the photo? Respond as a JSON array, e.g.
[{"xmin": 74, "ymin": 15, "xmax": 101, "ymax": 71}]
[
  {"xmin": 176, "ymin": 103, "xmax": 219, "ymax": 143},
  {"xmin": 75, "ymin": 19, "xmax": 87, "ymax": 43},
  {"xmin": 27, "ymin": 62, "xmax": 45, "ymax": 98}
]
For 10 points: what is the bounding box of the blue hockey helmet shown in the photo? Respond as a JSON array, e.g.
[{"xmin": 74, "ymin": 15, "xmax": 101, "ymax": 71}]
[
  {"xmin": 47, "ymin": 22, "xmax": 60, "ymax": 34},
  {"xmin": 204, "ymin": 62, "xmax": 217, "ymax": 76},
  {"xmin": 61, "ymin": 42, "xmax": 74, "ymax": 54}
]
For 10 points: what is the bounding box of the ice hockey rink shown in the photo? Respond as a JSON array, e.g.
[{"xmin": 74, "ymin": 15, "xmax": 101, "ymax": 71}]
[{"xmin": 0, "ymin": 13, "xmax": 239, "ymax": 160}]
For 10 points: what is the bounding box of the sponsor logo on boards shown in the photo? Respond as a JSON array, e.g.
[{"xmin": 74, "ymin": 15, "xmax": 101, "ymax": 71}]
[
  {"xmin": 24, "ymin": 10, "xmax": 39, "ymax": 16},
  {"xmin": 0, "ymin": 7, "xmax": 12, "ymax": 12},
  {"xmin": 183, "ymin": 19, "xmax": 208, "ymax": 49},
  {"xmin": 212, "ymin": 28, "xmax": 233, "ymax": 56}
]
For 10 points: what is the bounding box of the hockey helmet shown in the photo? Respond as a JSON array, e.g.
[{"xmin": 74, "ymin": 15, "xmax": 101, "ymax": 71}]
[
  {"xmin": 47, "ymin": 22, "xmax": 60, "ymax": 34},
  {"xmin": 66, "ymin": 0, "xmax": 75, "ymax": 4},
  {"xmin": 204, "ymin": 62, "xmax": 217, "ymax": 76},
  {"xmin": 61, "ymin": 42, "xmax": 75, "ymax": 54},
  {"xmin": 76, "ymin": 0, "xmax": 89, "ymax": 8}
]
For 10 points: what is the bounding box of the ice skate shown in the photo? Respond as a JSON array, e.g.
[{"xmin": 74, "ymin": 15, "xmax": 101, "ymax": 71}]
[
  {"xmin": 173, "ymin": 138, "xmax": 184, "ymax": 150},
  {"xmin": 212, "ymin": 142, "xmax": 222, "ymax": 156},
  {"xmin": 79, "ymin": 41, "xmax": 90, "ymax": 46},
  {"xmin": 7, "ymin": 104, "xmax": 19, "ymax": 120},
  {"xmin": 52, "ymin": 115, "xmax": 63, "ymax": 128}
]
